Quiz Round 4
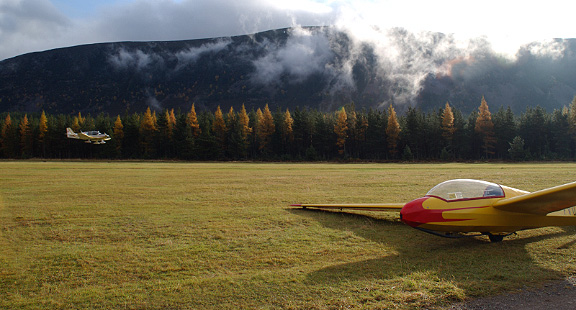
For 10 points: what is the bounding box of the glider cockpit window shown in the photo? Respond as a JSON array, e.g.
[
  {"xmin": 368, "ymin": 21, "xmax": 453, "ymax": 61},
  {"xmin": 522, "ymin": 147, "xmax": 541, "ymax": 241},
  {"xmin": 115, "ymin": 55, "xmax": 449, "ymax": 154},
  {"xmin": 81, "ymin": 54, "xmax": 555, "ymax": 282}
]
[{"xmin": 426, "ymin": 179, "xmax": 504, "ymax": 201}]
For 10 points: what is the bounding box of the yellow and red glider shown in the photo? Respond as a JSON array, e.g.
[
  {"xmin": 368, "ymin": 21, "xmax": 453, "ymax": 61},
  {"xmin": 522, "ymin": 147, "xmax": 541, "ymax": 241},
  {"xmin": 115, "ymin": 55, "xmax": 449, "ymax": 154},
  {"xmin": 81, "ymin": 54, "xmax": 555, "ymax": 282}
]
[{"xmin": 292, "ymin": 179, "xmax": 576, "ymax": 242}]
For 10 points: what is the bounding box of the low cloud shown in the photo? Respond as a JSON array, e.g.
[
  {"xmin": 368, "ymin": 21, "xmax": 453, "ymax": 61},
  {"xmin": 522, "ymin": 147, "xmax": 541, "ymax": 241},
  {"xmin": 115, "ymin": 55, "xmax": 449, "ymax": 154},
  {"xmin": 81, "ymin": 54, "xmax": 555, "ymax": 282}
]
[
  {"xmin": 176, "ymin": 39, "xmax": 231, "ymax": 67},
  {"xmin": 250, "ymin": 27, "xmax": 336, "ymax": 85}
]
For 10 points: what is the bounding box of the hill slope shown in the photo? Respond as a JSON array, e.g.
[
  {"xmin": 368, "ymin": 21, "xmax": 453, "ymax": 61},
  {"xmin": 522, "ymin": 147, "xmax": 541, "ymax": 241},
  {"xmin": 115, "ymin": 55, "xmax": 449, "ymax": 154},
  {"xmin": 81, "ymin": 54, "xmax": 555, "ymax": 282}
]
[{"xmin": 1, "ymin": 27, "xmax": 575, "ymax": 115}]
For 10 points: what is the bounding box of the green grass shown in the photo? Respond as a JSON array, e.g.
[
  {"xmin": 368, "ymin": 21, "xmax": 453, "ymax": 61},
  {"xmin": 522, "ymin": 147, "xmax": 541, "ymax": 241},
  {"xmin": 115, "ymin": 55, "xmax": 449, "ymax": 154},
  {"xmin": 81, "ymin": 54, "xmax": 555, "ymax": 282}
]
[{"xmin": 2, "ymin": 161, "xmax": 576, "ymax": 309}]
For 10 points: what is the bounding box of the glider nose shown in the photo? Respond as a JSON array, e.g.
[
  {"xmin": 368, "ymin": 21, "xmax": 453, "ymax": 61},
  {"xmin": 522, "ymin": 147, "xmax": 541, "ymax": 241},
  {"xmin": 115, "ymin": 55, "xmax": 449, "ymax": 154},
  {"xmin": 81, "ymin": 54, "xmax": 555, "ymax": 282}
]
[{"xmin": 400, "ymin": 197, "xmax": 429, "ymax": 227}]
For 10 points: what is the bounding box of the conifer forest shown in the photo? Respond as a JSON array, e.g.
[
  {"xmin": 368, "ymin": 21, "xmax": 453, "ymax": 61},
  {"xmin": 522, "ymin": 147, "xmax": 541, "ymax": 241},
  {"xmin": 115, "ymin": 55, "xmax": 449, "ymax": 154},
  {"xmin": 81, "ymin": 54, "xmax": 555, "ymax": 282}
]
[{"xmin": 2, "ymin": 96, "xmax": 576, "ymax": 162}]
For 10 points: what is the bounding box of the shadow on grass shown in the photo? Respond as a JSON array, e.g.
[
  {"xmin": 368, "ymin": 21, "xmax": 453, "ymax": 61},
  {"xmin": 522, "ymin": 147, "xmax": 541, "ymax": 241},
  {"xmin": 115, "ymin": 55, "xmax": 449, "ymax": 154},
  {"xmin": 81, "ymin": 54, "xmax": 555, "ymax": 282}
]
[{"xmin": 289, "ymin": 207, "xmax": 573, "ymax": 298}]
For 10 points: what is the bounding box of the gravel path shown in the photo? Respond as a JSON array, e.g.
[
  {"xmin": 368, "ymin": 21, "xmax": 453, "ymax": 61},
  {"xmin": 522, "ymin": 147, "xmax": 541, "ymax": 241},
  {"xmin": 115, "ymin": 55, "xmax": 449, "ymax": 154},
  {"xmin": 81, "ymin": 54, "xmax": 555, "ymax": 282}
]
[{"xmin": 448, "ymin": 276, "xmax": 576, "ymax": 310}]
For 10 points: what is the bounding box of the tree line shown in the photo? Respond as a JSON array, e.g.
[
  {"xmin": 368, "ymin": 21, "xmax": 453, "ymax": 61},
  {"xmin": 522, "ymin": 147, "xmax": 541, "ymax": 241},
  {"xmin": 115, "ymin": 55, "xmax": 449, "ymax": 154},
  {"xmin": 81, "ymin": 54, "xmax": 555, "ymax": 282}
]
[{"xmin": 2, "ymin": 96, "xmax": 576, "ymax": 161}]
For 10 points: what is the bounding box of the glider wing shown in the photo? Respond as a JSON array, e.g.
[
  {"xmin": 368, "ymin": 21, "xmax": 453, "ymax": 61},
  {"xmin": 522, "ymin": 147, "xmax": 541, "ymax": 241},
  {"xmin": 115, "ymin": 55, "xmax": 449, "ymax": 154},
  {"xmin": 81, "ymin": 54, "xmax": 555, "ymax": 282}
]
[
  {"xmin": 493, "ymin": 181, "xmax": 576, "ymax": 215},
  {"xmin": 292, "ymin": 203, "xmax": 404, "ymax": 211}
]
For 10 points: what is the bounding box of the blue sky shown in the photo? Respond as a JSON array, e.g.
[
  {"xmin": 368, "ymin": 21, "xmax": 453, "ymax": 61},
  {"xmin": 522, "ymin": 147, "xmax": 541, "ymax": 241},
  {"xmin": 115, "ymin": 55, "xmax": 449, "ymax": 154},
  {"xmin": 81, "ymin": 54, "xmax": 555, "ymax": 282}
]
[{"xmin": 1, "ymin": 0, "xmax": 574, "ymax": 61}]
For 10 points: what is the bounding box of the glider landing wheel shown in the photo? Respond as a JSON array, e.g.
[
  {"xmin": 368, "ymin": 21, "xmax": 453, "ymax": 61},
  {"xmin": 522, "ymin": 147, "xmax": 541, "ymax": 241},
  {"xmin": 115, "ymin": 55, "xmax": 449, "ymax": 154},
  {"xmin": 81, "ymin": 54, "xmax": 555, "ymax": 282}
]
[{"xmin": 487, "ymin": 234, "xmax": 505, "ymax": 243}]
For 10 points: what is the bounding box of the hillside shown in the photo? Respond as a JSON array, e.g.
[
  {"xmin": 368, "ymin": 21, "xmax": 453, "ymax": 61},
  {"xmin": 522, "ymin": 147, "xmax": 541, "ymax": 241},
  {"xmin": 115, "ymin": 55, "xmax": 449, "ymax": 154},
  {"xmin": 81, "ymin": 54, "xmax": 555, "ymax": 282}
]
[{"xmin": 0, "ymin": 26, "xmax": 575, "ymax": 115}]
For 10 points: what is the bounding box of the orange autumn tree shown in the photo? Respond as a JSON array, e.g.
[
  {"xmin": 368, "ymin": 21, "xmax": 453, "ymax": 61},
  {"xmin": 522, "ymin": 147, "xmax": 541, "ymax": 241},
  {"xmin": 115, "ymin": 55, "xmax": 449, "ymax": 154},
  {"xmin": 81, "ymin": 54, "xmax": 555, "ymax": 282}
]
[
  {"xmin": 334, "ymin": 107, "xmax": 348, "ymax": 155},
  {"xmin": 386, "ymin": 105, "xmax": 401, "ymax": 157},
  {"xmin": 475, "ymin": 96, "xmax": 496, "ymax": 158},
  {"xmin": 140, "ymin": 107, "xmax": 157, "ymax": 155},
  {"xmin": 256, "ymin": 104, "xmax": 275, "ymax": 152},
  {"xmin": 19, "ymin": 114, "xmax": 32, "ymax": 157},
  {"xmin": 38, "ymin": 111, "xmax": 48, "ymax": 156},
  {"xmin": 441, "ymin": 102, "xmax": 455, "ymax": 141},
  {"xmin": 1, "ymin": 114, "xmax": 15, "ymax": 158},
  {"xmin": 187, "ymin": 103, "xmax": 201, "ymax": 137},
  {"xmin": 212, "ymin": 106, "xmax": 227, "ymax": 153},
  {"xmin": 113, "ymin": 115, "xmax": 124, "ymax": 154}
]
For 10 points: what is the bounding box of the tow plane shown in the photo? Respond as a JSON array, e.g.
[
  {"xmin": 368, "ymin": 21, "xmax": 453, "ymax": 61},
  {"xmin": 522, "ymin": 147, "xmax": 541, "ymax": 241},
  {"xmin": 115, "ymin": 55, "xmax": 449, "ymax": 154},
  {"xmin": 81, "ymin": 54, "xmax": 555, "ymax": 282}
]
[
  {"xmin": 66, "ymin": 128, "xmax": 111, "ymax": 144},
  {"xmin": 292, "ymin": 179, "xmax": 576, "ymax": 242}
]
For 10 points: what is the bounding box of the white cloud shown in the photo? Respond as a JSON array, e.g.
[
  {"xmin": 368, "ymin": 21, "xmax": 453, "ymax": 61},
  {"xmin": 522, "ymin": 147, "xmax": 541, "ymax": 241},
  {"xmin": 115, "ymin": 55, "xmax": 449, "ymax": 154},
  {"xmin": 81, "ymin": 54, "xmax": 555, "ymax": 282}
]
[{"xmin": 2, "ymin": 0, "xmax": 575, "ymax": 61}]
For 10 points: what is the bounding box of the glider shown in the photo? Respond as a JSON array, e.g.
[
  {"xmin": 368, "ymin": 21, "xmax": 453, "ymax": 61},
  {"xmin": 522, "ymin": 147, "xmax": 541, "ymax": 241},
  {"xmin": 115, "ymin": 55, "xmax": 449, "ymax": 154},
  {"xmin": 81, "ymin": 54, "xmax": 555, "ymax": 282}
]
[
  {"xmin": 66, "ymin": 128, "xmax": 111, "ymax": 144},
  {"xmin": 292, "ymin": 179, "xmax": 576, "ymax": 242}
]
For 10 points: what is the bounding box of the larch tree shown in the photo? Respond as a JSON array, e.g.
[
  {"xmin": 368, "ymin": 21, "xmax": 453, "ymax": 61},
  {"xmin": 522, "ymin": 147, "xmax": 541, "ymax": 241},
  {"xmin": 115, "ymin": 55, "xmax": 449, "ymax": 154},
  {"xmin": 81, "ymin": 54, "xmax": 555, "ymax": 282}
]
[
  {"xmin": 283, "ymin": 108, "xmax": 294, "ymax": 144},
  {"xmin": 19, "ymin": 114, "xmax": 33, "ymax": 158},
  {"xmin": 1, "ymin": 114, "xmax": 15, "ymax": 158},
  {"xmin": 334, "ymin": 107, "xmax": 348, "ymax": 155},
  {"xmin": 38, "ymin": 111, "xmax": 48, "ymax": 156},
  {"xmin": 213, "ymin": 106, "xmax": 227, "ymax": 153},
  {"xmin": 166, "ymin": 109, "xmax": 177, "ymax": 140},
  {"xmin": 386, "ymin": 105, "xmax": 401, "ymax": 157},
  {"xmin": 256, "ymin": 104, "xmax": 275, "ymax": 152},
  {"xmin": 140, "ymin": 107, "xmax": 157, "ymax": 155},
  {"xmin": 474, "ymin": 96, "xmax": 496, "ymax": 157},
  {"xmin": 113, "ymin": 115, "xmax": 124, "ymax": 154},
  {"xmin": 238, "ymin": 104, "xmax": 252, "ymax": 142},
  {"xmin": 441, "ymin": 102, "xmax": 455, "ymax": 142},
  {"xmin": 187, "ymin": 103, "xmax": 201, "ymax": 137}
]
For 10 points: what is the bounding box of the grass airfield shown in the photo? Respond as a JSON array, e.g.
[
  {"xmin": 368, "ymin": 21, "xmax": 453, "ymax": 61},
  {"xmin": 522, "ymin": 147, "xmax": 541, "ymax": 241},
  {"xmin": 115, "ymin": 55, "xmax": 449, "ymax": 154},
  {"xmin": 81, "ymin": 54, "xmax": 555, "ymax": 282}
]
[{"xmin": 2, "ymin": 161, "xmax": 576, "ymax": 309}]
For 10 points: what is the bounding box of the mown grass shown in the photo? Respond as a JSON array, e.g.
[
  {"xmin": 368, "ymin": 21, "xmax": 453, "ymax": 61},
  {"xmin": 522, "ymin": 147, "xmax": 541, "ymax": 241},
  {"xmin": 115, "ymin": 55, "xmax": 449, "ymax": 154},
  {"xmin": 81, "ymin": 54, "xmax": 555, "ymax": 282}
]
[{"xmin": 2, "ymin": 161, "xmax": 576, "ymax": 309}]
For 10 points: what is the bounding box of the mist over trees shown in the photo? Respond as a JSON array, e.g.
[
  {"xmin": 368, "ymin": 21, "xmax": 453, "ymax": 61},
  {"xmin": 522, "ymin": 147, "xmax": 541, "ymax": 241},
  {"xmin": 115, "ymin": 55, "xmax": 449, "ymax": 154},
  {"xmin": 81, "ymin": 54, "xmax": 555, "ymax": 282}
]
[{"xmin": 2, "ymin": 97, "xmax": 576, "ymax": 161}]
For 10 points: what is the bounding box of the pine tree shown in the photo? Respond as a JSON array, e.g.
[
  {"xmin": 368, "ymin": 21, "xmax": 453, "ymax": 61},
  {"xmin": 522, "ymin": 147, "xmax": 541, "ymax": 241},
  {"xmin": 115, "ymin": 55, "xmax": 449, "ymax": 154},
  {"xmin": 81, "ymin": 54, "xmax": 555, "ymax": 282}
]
[
  {"xmin": 568, "ymin": 96, "xmax": 576, "ymax": 155},
  {"xmin": 386, "ymin": 105, "xmax": 401, "ymax": 157},
  {"xmin": 187, "ymin": 103, "xmax": 201, "ymax": 137},
  {"xmin": 474, "ymin": 96, "xmax": 496, "ymax": 158},
  {"xmin": 334, "ymin": 107, "xmax": 348, "ymax": 155}
]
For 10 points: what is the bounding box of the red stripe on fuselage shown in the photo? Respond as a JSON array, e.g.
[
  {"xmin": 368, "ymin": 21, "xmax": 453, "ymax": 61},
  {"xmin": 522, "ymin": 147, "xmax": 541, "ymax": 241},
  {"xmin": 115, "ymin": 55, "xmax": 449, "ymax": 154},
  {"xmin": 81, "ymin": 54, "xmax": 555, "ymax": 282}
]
[{"xmin": 400, "ymin": 197, "xmax": 485, "ymax": 227}]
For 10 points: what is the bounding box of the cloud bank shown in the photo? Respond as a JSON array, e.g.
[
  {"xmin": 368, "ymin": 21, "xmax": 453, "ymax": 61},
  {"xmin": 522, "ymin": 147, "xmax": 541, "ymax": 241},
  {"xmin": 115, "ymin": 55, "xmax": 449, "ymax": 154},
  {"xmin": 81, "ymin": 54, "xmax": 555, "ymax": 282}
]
[{"xmin": 1, "ymin": 0, "xmax": 574, "ymax": 107}]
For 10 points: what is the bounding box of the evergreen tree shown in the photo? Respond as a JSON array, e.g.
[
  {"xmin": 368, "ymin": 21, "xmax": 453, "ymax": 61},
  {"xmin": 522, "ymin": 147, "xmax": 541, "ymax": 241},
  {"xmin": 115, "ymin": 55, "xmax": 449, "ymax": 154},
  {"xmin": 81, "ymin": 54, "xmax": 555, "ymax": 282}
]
[
  {"xmin": 386, "ymin": 105, "xmax": 401, "ymax": 157},
  {"xmin": 492, "ymin": 106, "xmax": 516, "ymax": 159},
  {"xmin": 549, "ymin": 109, "xmax": 571, "ymax": 158},
  {"xmin": 474, "ymin": 96, "xmax": 496, "ymax": 158},
  {"xmin": 519, "ymin": 106, "xmax": 550, "ymax": 159},
  {"xmin": 508, "ymin": 136, "xmax": 527, "ymax": 161},
  {"xmin": 365, "ymin": 108, "xmax": 387, "ymax": 159}
]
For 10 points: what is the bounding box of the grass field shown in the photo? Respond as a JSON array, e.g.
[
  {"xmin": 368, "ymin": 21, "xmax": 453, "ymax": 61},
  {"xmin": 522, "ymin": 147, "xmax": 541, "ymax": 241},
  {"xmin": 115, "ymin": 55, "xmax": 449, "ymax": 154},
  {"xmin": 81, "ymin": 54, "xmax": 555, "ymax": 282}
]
[{"xmin": 2, "ymin": 161, "xmax": 576, "ymax": 309}]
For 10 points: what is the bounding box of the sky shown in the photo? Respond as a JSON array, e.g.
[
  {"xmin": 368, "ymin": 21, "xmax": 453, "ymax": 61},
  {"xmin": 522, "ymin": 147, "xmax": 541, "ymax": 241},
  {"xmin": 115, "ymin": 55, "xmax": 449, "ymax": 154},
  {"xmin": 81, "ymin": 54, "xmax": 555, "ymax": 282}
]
[{"xmin": 1, "ymin": 0, "xmax": 574, "ymax": 61}]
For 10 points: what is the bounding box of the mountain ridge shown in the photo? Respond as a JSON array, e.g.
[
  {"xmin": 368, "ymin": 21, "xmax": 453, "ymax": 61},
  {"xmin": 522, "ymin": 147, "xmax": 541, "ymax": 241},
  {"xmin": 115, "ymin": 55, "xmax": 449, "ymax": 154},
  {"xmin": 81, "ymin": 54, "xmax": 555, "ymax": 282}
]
[{"xmin": 1, "ymin": 26, "xmax": 575, "ymax": 115}]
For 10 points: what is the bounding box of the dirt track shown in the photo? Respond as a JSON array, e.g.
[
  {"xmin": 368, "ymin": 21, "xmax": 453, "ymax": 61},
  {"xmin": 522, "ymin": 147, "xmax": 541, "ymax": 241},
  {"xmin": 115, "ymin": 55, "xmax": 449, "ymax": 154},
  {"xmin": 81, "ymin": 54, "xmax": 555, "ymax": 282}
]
[{"xmin": 448, "ymin": 276, "xmax": 576, "ymax": 310}]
